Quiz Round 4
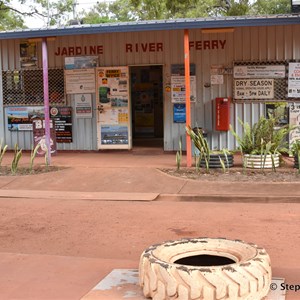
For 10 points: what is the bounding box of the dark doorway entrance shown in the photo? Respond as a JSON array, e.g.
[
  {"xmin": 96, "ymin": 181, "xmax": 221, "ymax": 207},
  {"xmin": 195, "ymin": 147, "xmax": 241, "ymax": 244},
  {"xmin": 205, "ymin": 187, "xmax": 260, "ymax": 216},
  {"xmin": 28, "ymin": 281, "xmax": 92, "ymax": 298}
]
[{"xmin": 130, "ymin": 66, "xmax": 163, "ymax": 148}]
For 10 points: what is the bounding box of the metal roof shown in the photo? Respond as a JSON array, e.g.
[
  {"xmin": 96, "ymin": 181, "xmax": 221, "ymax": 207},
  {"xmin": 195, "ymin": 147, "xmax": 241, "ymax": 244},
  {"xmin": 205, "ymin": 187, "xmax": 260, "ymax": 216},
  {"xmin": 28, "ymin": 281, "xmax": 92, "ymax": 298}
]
[{"xmin": 0, "ymin": 14, "xmax": 300, "ymax": 40}]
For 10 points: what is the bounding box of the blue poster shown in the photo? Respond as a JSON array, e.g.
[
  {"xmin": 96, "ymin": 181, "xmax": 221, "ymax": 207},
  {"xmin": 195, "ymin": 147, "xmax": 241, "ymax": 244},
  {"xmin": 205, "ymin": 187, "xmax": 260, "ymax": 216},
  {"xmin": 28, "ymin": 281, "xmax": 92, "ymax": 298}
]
[{"xmin": 173, "ymin": 104, "xmax": 186, "ymax": 123}]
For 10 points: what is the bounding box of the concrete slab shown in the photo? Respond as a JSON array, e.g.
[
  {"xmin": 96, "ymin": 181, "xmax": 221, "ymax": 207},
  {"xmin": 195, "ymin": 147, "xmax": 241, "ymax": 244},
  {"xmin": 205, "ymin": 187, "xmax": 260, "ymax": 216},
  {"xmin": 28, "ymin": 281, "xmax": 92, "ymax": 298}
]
[
  {"xmin": 81, "ymin": 269, "xmax": 287, "ymax": 300},
  {"xmin": 0, "ymin": 189, "xmax": 159, "ymax": 202}
]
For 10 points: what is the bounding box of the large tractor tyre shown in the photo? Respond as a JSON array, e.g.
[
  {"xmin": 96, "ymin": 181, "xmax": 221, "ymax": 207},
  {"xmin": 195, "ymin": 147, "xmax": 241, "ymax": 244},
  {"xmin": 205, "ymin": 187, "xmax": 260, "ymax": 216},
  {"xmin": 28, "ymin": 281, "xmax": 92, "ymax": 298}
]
[{"xmin": 139, "ymin": 238, "xmax": 271, "ymax": 300}]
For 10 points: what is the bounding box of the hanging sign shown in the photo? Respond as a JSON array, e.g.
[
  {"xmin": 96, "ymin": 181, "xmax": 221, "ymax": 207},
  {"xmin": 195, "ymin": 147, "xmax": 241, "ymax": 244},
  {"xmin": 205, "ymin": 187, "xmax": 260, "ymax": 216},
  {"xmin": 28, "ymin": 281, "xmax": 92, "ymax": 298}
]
[
  {"xmin": 50, "ymin": 107, "xmax": 73, "ymax": 143},
  {"xmin": 234, "ymin": 79, "xmax": 274, "ymax": 100},
  {"xmin": 233, "ymin": 65, "xmax": 285, "ymax": 78},
  {"xmin": 288, "ymin": 62, "xmax": 300, "ymax": 98},
  {"xmin": 74, "ymin": 94, "xmax": 93, "ymax": 118},
  {"xmin": 65, "ymin": 69, "xmax": 96, "ymax": 94}
]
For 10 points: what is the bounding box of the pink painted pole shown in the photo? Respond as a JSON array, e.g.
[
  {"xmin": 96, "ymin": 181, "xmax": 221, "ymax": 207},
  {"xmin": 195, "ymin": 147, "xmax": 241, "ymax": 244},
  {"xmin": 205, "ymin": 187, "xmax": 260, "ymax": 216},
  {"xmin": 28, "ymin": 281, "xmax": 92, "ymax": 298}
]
[
  {"xmin": 184, "ymin": 29, "xmax": 192, "ymax": 167},
  {"xmin": 42, "ymin": 37, "xmax": 51, "ymax": 165}
]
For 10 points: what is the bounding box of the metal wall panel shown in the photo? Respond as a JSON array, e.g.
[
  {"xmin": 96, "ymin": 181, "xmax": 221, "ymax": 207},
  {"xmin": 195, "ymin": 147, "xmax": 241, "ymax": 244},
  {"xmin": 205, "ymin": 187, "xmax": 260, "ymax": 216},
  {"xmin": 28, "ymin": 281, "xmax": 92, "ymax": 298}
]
[{"xmin": 1, "ymin": 24, "xmax": 300, "ymax": 151}]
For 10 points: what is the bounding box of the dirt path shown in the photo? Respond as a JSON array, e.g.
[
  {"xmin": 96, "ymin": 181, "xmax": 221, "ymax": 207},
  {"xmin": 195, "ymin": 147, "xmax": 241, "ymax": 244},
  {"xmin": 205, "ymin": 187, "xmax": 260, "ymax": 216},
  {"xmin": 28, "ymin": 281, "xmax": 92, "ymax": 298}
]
[{"xmin": 0, "ymin": 197, "xmax": 299, "ymax": 299}]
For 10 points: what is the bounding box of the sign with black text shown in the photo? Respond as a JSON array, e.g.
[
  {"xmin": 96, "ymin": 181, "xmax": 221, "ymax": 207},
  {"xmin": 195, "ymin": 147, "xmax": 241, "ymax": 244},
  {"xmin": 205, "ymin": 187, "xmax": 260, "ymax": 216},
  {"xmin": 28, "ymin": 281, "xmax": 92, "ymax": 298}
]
[{"xmin": 50, "ymin": 107, "xmax": 73, "ymax": 143}]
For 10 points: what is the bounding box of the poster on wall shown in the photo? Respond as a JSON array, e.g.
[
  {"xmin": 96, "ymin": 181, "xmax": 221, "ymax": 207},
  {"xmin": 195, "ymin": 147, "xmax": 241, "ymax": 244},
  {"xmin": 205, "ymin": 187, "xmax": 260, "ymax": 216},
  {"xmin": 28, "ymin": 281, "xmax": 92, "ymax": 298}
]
[
  {"xmin": 7, "ymin": 106, "xmax": 44, "ymax": 131},
  {"xmin": 100, "ymin": 125, "xmax": 128, "ymax": 145},
  {"xmin": 96, "ymin": 66, "xmax": 130, "ymax": 149},
  {"xmin": 65, "ymin": 69, "xmax": 96, "ymax": 94},
  {"xmin": 65, "ymin": 56, "xmax": 98, "ymax": 70},
  {"xmin": 74, "ymin": 94, "xmax": 93, "ymax": 118},
  {"xmin": 173, "ymin": 104, "xmax": 186, "ymax": 123},
  {"xmin": 20, "ymin": 41, "xmax": 37, "ymax": 68},
  {"xmin": 171, "ymin": 76, "xmax": 196, "ymax": 103},
  {"xmin": 289, "ymin": 103, "xmax": 300, "ymax": 147},
  {"xmin": 233, "ymin": 65, "xmax": 285, "ymax": 78},
  {"xmin": 171, "ymin": 64, "xmax": 196, "ymax": 103},
  {"xmin": 32, "ymin": 118, "xmax": 57, "ymax": 156},
  {"xmin": 234, "ymin": 79, "xmax": 274, "ymax": 100},
  {"xmin": 50, "ymin": 107, "xmax": 73, "ymax": 143},
  {"xmin": 288, "ymin": 62, "xmax": 300, "ymax": 98}
]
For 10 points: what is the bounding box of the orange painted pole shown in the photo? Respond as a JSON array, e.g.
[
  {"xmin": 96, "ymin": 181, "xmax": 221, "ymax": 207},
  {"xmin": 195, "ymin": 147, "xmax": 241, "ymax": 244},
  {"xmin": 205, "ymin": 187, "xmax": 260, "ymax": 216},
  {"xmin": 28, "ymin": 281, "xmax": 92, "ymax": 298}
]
[{"xmin": 184, "ymin": 29, "xmax": 192, "ymax": 167}]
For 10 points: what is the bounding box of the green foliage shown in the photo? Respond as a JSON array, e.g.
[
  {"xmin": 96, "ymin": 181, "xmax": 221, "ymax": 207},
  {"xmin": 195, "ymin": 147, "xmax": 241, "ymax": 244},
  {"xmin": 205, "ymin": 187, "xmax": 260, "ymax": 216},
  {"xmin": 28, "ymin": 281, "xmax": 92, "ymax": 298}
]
[
  {"xmin": 186, "ymin": 126, "xmax": 210, "ymax": 172},
  {"xmin": 81, "ymin": 0, "xmax": 291, "ymax": 24},
  {"xmin": 250, "ymin": 0, "xmax": 291, "ymax": 15},
  {"xmin": 291, "ymin": 140, "xmax": 300, "ymax": 174},
  {"xmin": 0, "ymin": 2, "xmax": 25, "ymax": 30},
  {"xmin": 11, "ymin": 143, "xmax": 22, "ymax": 175},
  {"xmin": 175, "ymin": 138, "xmax": 182, "ymax": 171},
  {"xmin": 30, "ymin": 144, "xmax": 41, "ymax": 173},
  {"xmin": 230, "ymin": 116, "xmax": 292, "ymax": 155},
  {"xmin": 0, "ymin": 141, "xmax": 8, "ymax": 167}
]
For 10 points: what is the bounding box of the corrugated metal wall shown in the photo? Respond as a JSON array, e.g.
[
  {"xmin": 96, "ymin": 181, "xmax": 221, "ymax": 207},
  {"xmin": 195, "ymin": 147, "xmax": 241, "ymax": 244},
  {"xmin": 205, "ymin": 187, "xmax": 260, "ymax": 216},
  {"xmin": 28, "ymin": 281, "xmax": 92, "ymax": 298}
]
[{"xmin": 0, "ymin": 24, "xmax": 299, "ymax": 151}]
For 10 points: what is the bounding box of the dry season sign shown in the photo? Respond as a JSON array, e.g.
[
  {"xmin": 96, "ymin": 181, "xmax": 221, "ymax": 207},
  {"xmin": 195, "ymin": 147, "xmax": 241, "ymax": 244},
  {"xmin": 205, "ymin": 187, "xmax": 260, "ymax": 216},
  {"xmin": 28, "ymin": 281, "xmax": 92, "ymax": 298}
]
[{"xmin": 234, "ymin": 79, "xmax": 274, "ymax": 100}]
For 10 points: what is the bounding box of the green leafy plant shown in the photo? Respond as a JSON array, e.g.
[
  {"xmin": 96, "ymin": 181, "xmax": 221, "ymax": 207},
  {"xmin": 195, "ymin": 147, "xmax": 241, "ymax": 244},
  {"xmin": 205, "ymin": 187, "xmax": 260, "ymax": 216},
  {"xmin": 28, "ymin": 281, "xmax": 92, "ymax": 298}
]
[
  {"xmin": 175, "ymin": 138, "xmax": 182, "ymax": 171},
  {"xmin": 30, "ymin": 144, "xmax": 41, "ymax": 173},
  {"xmin": 11, "ymin": 144, "xmax": 22, "ymax": 175},
  {"xmin": 230, "ymin": 116, "xmax": 292, "ymax": 155},
  {"xmin": 186, "ymin": 126, "xmax": 210, "ymax": 172},
  {"xmin": 291, "ymin": 140, "xmax": 300, "ymax": 174},
  {"xmin": 0, "ymin": 141, "xmax": 8, "ymax": 167}
]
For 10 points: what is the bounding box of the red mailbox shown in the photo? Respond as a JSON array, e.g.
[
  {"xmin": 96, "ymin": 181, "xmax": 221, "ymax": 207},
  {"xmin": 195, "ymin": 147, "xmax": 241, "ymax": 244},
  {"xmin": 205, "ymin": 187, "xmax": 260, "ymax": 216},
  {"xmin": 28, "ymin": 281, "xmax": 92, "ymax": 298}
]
[{"xmin": 216, "ymin": 97, "xmax": 230, "ymax": 131}]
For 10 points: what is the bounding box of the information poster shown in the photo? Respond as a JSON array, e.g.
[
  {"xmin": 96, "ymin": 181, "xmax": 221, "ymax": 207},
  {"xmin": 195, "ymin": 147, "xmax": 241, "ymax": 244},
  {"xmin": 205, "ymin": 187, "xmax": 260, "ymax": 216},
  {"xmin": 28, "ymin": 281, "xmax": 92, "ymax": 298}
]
[
  {"xmin": 96, "ymin": 66, "xmax": 131, "ymax": 149},
  {"xmin": 173, "ymin": 104, "xmax": 186, "ymax": 123},
  {"xmin": 7, "ymin": 106, "xmax": 44, "ymax": 131},
  {"xmin": 288, "ymin": 62, "xmax": 300, "ymax": 98},
  {"xmin": 50, "ymin": 107, "xmax": 73, "ymax": 143},
  {"xmin": 289, "ymin": 103, "xmax": 300, "ymax": 147},
  {"xmin": 171, "ymin": 64, "xmax": 196, "ymax": 103},
  {"xmin": 74, "ymin": 94, "xmax": 92, "ymax": 118},
  {"xmin": 65, "ymin": 69, "xmax": 96, "ymax": 94},
  {"xmin": 32, "ymin": 118, "xmax": 57, "ymax": 156}
]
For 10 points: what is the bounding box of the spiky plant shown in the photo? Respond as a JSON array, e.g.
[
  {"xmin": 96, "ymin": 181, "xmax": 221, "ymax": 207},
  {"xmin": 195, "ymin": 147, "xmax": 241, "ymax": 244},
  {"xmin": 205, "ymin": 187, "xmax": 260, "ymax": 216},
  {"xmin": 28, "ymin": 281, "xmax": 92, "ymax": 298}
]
[
  {"xmin": 186, "ymin": 126, "xmax": 210, "ymax": 172},
  {"xmin": 11, "ymin": 144, "xmax": 22, "ymax": 175}
]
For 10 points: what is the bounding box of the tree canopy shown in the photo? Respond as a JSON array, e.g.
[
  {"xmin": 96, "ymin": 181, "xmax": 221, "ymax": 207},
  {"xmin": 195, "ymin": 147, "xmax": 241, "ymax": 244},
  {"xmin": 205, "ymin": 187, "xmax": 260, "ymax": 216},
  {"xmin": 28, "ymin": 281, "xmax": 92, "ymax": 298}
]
[
  {"xmin": 80, "ymin": 0, "xmax": 292, "ymax": 25},
  {"xmin": 0, "ymin": 0, "xmax": 293, "ymax": 30}
]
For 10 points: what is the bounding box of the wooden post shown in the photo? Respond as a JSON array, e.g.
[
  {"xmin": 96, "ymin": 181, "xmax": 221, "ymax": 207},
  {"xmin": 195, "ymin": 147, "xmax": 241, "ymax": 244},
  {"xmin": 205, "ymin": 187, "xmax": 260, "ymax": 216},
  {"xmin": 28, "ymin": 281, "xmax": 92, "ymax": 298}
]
[{"xmin": 184, "ymin": 29, "xmax": 192, "ymax": 167}]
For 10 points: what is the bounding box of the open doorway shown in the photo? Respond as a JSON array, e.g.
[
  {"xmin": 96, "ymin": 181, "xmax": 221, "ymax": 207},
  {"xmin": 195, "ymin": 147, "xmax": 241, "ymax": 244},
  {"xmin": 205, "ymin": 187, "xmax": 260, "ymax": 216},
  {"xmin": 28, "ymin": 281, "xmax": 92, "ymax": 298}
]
[{"xmin": 130, "ymin": 65, "xmax": 163, "ymax": 148}]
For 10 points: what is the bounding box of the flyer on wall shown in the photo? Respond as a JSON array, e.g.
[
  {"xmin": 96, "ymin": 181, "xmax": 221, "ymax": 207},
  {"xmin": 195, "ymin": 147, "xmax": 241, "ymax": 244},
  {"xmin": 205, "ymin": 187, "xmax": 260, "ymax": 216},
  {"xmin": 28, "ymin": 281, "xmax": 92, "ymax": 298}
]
[
  {"xmin": 96, "ymin": 66, "xmax": 131, "ymax": 149},
  {"xmin": 288, "ymin": 62, "xmax": 300, "ymax": 98}
]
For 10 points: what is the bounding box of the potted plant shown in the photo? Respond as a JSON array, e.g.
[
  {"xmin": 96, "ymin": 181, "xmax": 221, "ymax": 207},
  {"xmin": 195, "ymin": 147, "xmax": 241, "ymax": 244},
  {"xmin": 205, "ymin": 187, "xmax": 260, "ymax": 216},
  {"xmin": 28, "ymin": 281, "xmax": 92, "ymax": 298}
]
[
  {"xmin": 230, "ymin": 116, "xmax": 291, "ymax": 170},
  {"xmin": 186, "ymin": 126, "xmax": 234, "ymax": 171}
]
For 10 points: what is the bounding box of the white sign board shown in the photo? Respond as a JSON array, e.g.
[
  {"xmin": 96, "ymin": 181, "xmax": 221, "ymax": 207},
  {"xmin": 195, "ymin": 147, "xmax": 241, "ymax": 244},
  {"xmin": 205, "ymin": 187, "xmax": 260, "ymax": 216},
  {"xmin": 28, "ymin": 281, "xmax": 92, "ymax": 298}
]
[
  {"xmin": 171, "ymin": 75, "xmax": 196, "ymax": 103},
  {"xmin": 234, "ymin": 79, "xmax": 274, "ymax": 100},
  {"xmin": 288, "ymin": 62, "xmax": 300, "ymax": 98},
  {"xmin": 233, "ymin": 65, "xmax": 285, "ymax": 78},
  {"xmin": 74, "ymin": 94, "xmax": 93, "ymax": 118},
  {"xmin": 289, "ymin": 103, "xmax": 300, "ymax": 147},
  {"xmin": 65, "ymin": 69, "xmax": 96, "ymax": 94}
]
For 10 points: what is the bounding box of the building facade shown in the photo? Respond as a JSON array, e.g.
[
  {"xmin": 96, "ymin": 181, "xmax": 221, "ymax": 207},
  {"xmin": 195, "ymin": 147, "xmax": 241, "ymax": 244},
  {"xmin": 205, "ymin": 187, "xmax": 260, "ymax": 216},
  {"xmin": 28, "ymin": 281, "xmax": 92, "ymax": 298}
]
[{"xmin": 0, "ymin": 15, "xmax": 300, "ymax": 151}]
